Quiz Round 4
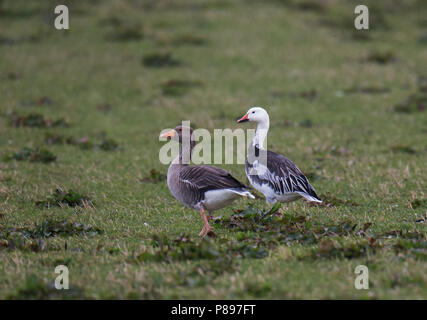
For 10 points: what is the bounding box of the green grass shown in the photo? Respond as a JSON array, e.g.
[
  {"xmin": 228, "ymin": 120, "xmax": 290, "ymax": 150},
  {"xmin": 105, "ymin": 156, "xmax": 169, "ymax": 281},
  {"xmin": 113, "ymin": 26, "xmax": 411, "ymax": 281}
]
[{"xmin": 0, "ymin": 0, "xmax": 426, "ymax": 299}]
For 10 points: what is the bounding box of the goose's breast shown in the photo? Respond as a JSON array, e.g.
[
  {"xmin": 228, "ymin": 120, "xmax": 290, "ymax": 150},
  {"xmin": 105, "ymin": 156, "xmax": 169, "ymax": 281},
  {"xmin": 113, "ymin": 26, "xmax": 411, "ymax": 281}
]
[
  {"xmin": 247, "ymin": 174, "xmax": 275, "ymax": 198},
  {"xmin": 167, "ymin": 170, "xmax": 198, "ymax": 209}
]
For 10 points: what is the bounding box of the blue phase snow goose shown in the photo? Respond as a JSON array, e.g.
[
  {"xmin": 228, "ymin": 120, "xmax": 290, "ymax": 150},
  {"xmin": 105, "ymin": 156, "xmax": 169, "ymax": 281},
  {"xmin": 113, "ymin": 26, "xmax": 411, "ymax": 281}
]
[
  {"xmin": 237, "ymin": 107, "xmax": 322, "ymax": 205},
  {"xmin": 161, "ymin": 125, "xmax": 254, "ymax": 237}
]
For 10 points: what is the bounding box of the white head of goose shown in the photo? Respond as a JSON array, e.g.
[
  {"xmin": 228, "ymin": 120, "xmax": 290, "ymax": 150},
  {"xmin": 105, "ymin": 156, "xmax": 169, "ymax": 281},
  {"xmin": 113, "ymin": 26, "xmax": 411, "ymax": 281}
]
[
  {"xmin": 237, "ymin": 107, "xmax": 322, "ymax": 205},
  {"xmin": 161, "ymin": 125, "xmax": 254, "ymax": 237}
]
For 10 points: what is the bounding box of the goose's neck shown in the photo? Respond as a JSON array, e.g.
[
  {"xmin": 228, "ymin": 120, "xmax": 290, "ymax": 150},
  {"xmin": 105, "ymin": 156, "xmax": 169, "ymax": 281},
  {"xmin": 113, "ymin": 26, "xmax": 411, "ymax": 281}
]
[
  {"xmin": 171, "ymin": 141, "xmax": 196, "ymax": 166},
  {"xmin": 253, "ymin": 119, "xmax": 269, "ymax": 149}
]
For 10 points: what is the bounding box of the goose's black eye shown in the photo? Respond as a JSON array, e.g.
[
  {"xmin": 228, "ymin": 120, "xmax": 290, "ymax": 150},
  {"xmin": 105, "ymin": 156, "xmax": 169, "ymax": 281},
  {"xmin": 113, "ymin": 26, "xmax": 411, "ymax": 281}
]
[{"xmin": 252, "ymin": 111, "xmax": 255, "ymax": 114}]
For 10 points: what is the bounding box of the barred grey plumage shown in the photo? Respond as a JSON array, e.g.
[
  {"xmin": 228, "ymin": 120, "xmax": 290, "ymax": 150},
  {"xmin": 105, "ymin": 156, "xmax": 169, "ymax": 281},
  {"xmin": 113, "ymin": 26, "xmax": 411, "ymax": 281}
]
[
  {"xmin": 169, "ymin": 163, "xmax": 251, "ymax": 210},
  {"xmin": 163, "ymin": 125, "xmax": 254, "ymax": 237},
  {"xmin": 238, "ymin": 106, "xmax": 322, "ymax": 205},
  {"xmin": 246, "ymin": 145, "xmax": 321, "ymax": 204}
]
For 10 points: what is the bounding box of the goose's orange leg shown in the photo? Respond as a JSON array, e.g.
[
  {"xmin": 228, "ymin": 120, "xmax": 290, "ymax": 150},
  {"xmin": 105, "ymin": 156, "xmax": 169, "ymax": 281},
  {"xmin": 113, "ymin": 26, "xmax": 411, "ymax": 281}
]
[{"xmin": 199, "ymin": 208, "xmax": 215, "ymax": 237}]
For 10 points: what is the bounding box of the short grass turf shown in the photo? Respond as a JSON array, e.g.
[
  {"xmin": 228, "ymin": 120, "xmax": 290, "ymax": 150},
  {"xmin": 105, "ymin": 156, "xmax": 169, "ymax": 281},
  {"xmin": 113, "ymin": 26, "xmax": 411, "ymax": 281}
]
[{"xmin": 0, "ymin": 0, "xmax": 426, "ymax": 299}]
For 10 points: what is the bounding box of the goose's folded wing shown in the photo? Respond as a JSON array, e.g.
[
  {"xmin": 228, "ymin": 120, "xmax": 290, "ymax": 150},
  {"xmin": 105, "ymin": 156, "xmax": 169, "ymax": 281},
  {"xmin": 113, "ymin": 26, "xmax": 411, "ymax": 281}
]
[
  {"xmin": 179, "ymin": 165, "xmax": 246, "ymax": 193},
  {"xmin": 248, "ymin": 150, "xmax": 321, "ymax": 201}
]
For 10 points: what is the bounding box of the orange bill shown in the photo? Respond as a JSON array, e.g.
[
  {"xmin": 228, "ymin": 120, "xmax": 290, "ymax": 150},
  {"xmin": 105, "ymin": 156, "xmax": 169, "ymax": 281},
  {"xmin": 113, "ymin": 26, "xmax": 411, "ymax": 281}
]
[{"xmin": 160, "ymin": 129, "xmax": 175, "ymax": 138}]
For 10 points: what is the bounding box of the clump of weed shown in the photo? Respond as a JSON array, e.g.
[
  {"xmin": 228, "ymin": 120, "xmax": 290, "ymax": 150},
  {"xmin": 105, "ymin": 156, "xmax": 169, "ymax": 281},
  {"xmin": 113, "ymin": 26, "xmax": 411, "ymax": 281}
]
[
  {"xmin": 282, "ymin": 119, "xmax": 314, "ymax": 128},
  {"xmin": 134, "ymin": 234, "xmax": 269, "ymax": 263},
  {"xmin": 96, "ymin": 103, "xmax": 112, "ymax": 113},
  {"xmin": 275, "ymin": 0, "xmax": 329, "ymax": 12},
  {"xmin": 135, "ymin": 236, "xmax": 210, "ymax": 263},
  {"xmin": 3, "ymin": 147, "xmax": 56, "ymax": 163},
  {"xmin": 390, "ymin": 145, "xmax": 417, "ymax": 154},
  {"xmin": 9, "ymin": 113, "xmax": 45, "ymax": 127},
  {"xmin": 22, "ymin": 96, "xmax": 53, "ymax": 107},
  {"xmin": 36, "ymin": 188, "xmax": 93, "ymax": 208},
  {"xmin": 319, "ymin": 12, "xmax": 356, "ymax": 32},
  {"xmin": 8, "ymin": 112, "xmax": 69, "ymax": 128},
  {"xmin": 328, "ymin": 146, "xmax": 351, "ymax": 157},
  {"xmin": 7, "ymin": 274, "xmax": 85, "ymax": 299},
  {"xmin": 6, "ymin": 71, "xmax": 19, "ymax": 80},
  {"xmin": 160, "ymin": 79, "xmax": 202, "ymax": 96},
  {"xmin": 418, "ymin": 76, "xmax": 427, "ymax": 93},
  {"xmin": 299, "ymin": 89, "xmax": 317, "ymax": 100},
  {"xmin": 365, "ymin": 51, "xmax": 396, "ymax": 64},
  {"xmin": 384, "ymin": 230, "xmax": 427, "ymax": 260},
  {"xmin": 172, "ymin": 34, "xmax": 206, "ymax": 46},
  {"xmin": 419, "ymin": 34, "xmax": 427, "ymax": 45},
  {"xmin": 393, "ymin": 239, "xmax": 427, "ymax": 260},
  {"xmin": 60, "ymin": 135, "xmax": 119, "ymax": 151},
  {"xmin": 411, "ymin": 199, "xmax": 427, "ymax": 209},
  {"xmin": 173, "ymin": 256, "xmax": 235, "ymax": 288},
  {"xmin": 44, "ymin": 132, "xmax": 65, "ymax": 145},
  {"xmin": 98, "ymin": 138, "xmax": 119, "ymax": 151},
  {"xmin": 142, "ymin": 53, "xmax": 180, "ymax": 67},
  {"xmin": 304, "ymin": 172, "xmax": 323, "ymax": 181},
  {"xmin": 310, "ymin": 145, "xmax": 351, "ymax": 157},
  {"xmin": 0, "ymin": 235, "xmax": 46, "ymax": 252},
  {"xmin": 0, "ymin": 219, "xmax": 101, "ymax": 252},
  {"xmin": 393, "ymin": 93, "xmax": 426, "ymax": 113},
  {"xmin": 217, "ymin": 203, "xmax": 282, "ymax": 232},
  {"xmin": 299, "ymin": 119, "xmax": 313, "ymax": 128},
  {"xmin": 350, "ymin": 30, "xmax": 371, "ymax": 41},
  {"xmin": 216, "ymin": 205, "xmax": 317, "ymax": 248},
  {"xmin": 107, "ymin": 20, "xmax": 143, "ymax": 41},
  {"xmin": 282, "ymin": 120, "xmax": 295, "ymax": 127},
  {"xmin": 378, "ymin": 230, "xmax": 425, "ymax": 241},
  {"xmin": 308, "ymin": 238, "xmax": 377, "ymax": 260},
  {"xmin": 140, "ymin": 168, "xmax": 166, "ymax": 183},
  {"xmin": 100, "ymin": 7, "xmax": 144, "ymax": 42},
  {"xmin": 215, "ymin": 204, "xmax": 379, "ymax": 261},
  {"xmin": 344, "ymin": 86, "xmax": 390, "ymax": 95},
  {"xmin": 319, "ymin": 221, "xmax": 359, "ymax": 237},
  {"xmin": 295, "ymin": 0, "xmax": 327, "ymax": 12},
  {"xmin": 392, "ymin": 76, "xmax": 427, "ymax": 113},
  {"xmin": 31, "ymin": 219, "xmax": 101, "ymax": 237},
  {"xmin": 288, "ymin": 88, "xmax": 317, "ymax": 100},
  {"xmin": 45, "ymin": 134, "xmax": 109, "ymax": 150},
  {"xmin": 65, "ymin": 136, "xmax": 93, "ymax": 150},
  {"xmin": 0, "ymin": 35, "xmax": 15, "ymax": 46},
  {"xmin": 242, "ymin": 280, "xmax": 272, "ymax": 298}
]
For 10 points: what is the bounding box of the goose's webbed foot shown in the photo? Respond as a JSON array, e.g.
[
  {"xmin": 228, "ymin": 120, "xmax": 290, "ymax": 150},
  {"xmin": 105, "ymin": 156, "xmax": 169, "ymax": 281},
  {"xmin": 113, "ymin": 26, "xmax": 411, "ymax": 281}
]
[{"xmin": 199, "ymin": 208, "xmax": 216, "ymax": 237}]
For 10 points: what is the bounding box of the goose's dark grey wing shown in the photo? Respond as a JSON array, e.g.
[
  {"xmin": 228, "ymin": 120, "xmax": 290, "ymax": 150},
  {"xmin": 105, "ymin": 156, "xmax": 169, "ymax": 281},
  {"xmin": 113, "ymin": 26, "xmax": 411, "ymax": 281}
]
[
  {"xmin": 171, "ymin": 165, "xmax": 250, "ymax": 208},
  {"xmin": 246, "ymin": 147, "xmax": 321, "ymax": 202},
  {"xmin": 179, "ymin": 165, "xmax": 247, "ymax": 193}
]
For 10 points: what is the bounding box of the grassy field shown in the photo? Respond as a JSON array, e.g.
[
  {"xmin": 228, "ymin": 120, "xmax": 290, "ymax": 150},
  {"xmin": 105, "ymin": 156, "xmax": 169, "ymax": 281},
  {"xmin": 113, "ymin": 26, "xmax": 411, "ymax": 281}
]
[{"xmin": 0, "ymin": 0, "xmax": 426, "ymax": 299}]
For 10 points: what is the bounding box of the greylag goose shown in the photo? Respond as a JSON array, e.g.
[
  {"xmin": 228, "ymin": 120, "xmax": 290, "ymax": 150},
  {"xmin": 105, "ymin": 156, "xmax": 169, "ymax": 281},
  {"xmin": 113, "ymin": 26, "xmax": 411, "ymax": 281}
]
[
  {"xmin": 237, "ymin": 107, "xmax": 322, "ymax": 205},
  {"xmin": 160, "ymin": 125, "xmax": 254, "ymax": 237}
]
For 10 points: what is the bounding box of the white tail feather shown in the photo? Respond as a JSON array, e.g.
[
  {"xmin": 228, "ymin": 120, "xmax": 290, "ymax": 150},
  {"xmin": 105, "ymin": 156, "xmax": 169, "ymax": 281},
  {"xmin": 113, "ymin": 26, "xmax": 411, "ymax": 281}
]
[
  {"xmin": 296, "ymin": 192, "xmax": 322, "ymax": 203},
  {"xmin": 230, "ymin": 189, "xmax": 255, "ymax": 199}
]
